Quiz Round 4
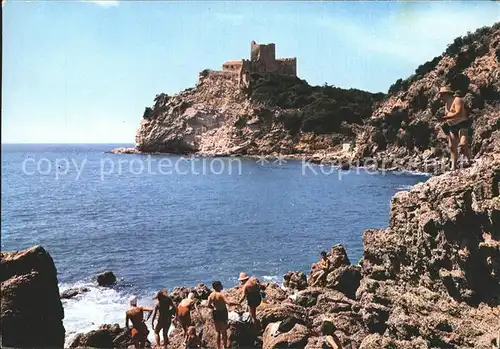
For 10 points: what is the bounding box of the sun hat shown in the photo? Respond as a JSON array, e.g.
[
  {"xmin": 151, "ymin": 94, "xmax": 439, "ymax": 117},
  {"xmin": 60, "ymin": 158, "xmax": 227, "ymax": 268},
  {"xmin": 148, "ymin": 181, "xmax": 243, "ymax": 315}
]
[
  {"xmin": 238, "ymin": 272, "xmax": 250, "ymax": 281},
  {"xmin": 437, "ymin": 86, "xmax": 454, "ymax": 96}
]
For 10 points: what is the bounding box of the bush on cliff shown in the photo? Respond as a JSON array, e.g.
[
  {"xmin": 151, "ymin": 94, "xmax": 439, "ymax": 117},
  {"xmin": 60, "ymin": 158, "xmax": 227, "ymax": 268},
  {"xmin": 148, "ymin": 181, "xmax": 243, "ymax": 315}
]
[
  {"xmin": 245, "ymin": 73, "xmax": 384, "ymax": 134},
  {"xmin": 387, "ymin": 22, "xmax": 500, "ymax": 96},
  {"xmin": 142, "ymin": 107, "xmax": 153, "ymax": 119}
]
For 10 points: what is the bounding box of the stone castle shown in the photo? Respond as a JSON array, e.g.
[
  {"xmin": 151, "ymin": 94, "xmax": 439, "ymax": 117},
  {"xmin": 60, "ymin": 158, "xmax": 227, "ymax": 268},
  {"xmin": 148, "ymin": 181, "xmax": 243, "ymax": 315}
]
[{"xmin": 203, "ymin": 41, "xmax": 297, "ymax": 87}]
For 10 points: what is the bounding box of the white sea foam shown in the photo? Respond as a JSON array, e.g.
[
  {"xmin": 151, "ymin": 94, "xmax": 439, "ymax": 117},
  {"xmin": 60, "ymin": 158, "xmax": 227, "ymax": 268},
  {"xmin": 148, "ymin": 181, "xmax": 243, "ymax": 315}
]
[
  {"xmin": 61, "ymin": 275, "xmax": 283, "ymax": 346},
  {"xmin": 393, "ymin": 169, "xmax": 432, "ymax": 177},
  {"xmin": 60, "ymin": 281, "xmax": 156, "ymax": 347},
  {"xmin": 262, "ymin": 275, "xmax": 281, "ymax": 283},
  {"xmin": 396, "ymin": 185, "xmax": 415, "ymax": 190}
]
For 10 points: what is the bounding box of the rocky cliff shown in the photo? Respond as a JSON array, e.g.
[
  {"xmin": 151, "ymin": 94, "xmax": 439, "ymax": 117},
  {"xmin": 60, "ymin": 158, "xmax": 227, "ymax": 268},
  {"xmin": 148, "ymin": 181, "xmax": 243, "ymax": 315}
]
[
  {"xmin": 355, "ymin": 23, "xmax": 500, "ymax": 172},
  {"xmin": 134, "ymin": 71, "xmax": 382, "ymax": 159},
  {"xmin": 1, "ymin": 245, "xmax": 66, "ymax": 348},
  {"xmin": 129, "ymin": 23, "xmax": 499, "ymax": 174}
]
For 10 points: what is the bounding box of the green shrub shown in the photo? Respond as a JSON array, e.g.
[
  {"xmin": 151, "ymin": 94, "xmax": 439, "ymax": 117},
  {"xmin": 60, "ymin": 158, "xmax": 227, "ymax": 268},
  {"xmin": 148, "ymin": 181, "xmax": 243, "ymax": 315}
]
[
  {"xmin": 143, "ymin": 107, "xmax": 153, "ymax": 119},
  {"xmin": 279, "ymin": 110, "xmax": 302, "ymax": 135},
  {"xmin": 244, "ymin": 73, "xmax": 382, "ymax": 135}
]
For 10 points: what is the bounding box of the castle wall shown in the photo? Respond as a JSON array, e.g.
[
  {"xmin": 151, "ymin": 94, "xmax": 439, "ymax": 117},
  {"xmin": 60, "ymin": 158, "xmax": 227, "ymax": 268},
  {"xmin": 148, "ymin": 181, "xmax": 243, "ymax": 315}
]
[
  {"xmin": 251, "ymin": 41, "xmax": 259, "ymax": 61},
  {"xmin": 202, "ymin": 70, "xmax": 238, "ymax": 81},
  {"xmin": 213, "ymin": 41, "xmax": 297, "ymax": 86},
  {"xmin": 276, "ymin": 58, "xmax": 297, "ymax": 76},
  {"xmin": 250, "ymin": 42, "xmax": 279, "ymax": 73},
  {"xmin": 222, "ymin": 60, "xmax": 243, "ymax": 73}
]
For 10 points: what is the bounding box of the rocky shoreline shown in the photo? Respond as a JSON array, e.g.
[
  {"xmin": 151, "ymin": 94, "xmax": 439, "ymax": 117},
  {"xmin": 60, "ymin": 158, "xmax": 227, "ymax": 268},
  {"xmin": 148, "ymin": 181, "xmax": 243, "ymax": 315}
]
[
  {"xmin": 107, "ymin": 146, "xmax": 451, "ymax": 175},
  {"xmin": 2, "ymin": 156, "xmax": 498, "ymax": 348},
  {"xmin": 2, "ymin": 21, "xmax": 499, "ymax": 349}
]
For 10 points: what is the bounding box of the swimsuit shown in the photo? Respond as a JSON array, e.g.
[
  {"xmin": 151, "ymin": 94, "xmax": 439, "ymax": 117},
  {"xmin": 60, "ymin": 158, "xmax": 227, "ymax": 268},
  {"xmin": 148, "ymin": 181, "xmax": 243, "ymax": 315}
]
[
  {"xmin": 131, "ymin": 322, "xmax": 149, "ymax": 340},
  {"xmin": 212, "ymin": 308, "xmax": 229, "ymax": 322},
  {"xmin": 155, "ymin": 315, "xmax": 172, "ymax": 332},
  {"xmin": 442, "ymin": 100, "xmax": 471, "ymax": 136},
  {"xmin": 441, "ymin": 118, "xmax": 472, "ymax": 135},
  {"xmin": 246, "ymin": 290, "xmax": 262, "ymax": 308},
  {"xmin": 177, "ymin": 305, "xmax": 191, "ymax": 326}
]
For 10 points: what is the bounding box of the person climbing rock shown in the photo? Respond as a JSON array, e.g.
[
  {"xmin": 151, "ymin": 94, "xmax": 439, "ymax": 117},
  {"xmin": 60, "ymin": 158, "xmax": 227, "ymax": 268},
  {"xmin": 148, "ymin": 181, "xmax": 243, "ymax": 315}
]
[
  {"xmin": 125, "ymin": 296, "xmax": 153, "ymax": 349},
  {"xmin": 321, "ymin": 319, "xmax": 343, "ymax": 348},
  {"xmin": 311, "ymin": 251, "xmax": 331, "ymax": 287},
  {"xmin": 238, "ymin": 272, "xmax": 262, "ymax": 328},
  {"xmin": 185, "ymin": 326, "xmax": 202, "ymax": 349},
  {"xmin": 437, "ymin": 86, "xmax": 472, "ymax": 170},
  {"xmin": 151, "ymin": 289, "xmax": 176, "ymax": 349},
  {"xmin": 208, "ymin": 281, "xmax": 239, "ymax": 349},
  {"xmin": 176, "ymin": 292, "xmax": 198, "ymax": 344}
]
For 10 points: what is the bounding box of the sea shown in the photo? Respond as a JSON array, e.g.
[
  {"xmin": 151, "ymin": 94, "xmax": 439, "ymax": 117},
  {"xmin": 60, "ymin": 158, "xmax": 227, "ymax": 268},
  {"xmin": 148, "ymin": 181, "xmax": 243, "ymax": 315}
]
[{"xmin": 1, "ymin": 143, "xmax": 427, "ymax": 345}]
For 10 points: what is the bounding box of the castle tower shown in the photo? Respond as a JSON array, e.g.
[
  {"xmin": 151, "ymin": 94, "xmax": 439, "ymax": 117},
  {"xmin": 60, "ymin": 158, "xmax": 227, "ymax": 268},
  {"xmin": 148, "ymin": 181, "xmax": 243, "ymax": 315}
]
[{"xmin": 221, "ymin": 41, "xmax": 297, "ymax": 83}]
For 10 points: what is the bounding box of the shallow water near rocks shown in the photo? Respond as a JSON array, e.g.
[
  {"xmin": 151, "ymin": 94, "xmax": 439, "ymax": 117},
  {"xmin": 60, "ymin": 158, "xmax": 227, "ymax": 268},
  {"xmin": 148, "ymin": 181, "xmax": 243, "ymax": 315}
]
[{"xmin": 1, "ymin": 143, "xmax": 427, "ymax": 344}]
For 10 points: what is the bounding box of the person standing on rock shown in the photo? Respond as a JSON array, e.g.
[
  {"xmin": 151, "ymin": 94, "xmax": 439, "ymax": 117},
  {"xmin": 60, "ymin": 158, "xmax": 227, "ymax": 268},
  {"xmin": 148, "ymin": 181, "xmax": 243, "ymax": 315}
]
[
  {"xmin": 311, "ymin": 251, "xmax": 331, "ymax": 287},
  {"xmin": 437, "ymin": 86, "xmax": 472, "ymax": 170},
  {"xmin": 125, "ymin": 296, "xmax": 154, "ymax": 349},
  {"xmin": 237, "ymin": 272, "xmax": 262, "ymax": 328},
  {"xmin": 176, "ymin": 292, "xmax": 198, "ymax": 344},
  {"xmin": 208, "ymin": 281, "xmax": 239, "ymax": 349},
  {"xmin": 151, "ymin": 289, "xmax": 176, "ymax": 349}
]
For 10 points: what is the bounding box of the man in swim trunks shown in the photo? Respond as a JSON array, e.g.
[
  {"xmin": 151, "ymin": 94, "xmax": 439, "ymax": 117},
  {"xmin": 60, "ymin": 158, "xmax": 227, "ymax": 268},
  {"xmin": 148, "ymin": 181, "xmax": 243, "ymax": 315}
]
[
  {"xmin": 208, "ymin": 281, "xmax": 239, "ymax": 349},
  {"xmin": 238, "ymin": 272, "xmax": 262, "ymax": 328},
  {"xmin": 437, "ymin": 86, "xmax": 472, "ymax": 170},
  {"xmin": 176, "ymin": 292, "xmax": 198, "ymax": 344},
  {"xmin": 151, "ymin": 289, "xmax": 176, "ymax": 349},
  {"xmin": 125, "ymin": 296, "xmax": 154, "ymax": 349},
  {"xmin": 311, "ymin": 251, "xmax": 331, "ymax": 287}
]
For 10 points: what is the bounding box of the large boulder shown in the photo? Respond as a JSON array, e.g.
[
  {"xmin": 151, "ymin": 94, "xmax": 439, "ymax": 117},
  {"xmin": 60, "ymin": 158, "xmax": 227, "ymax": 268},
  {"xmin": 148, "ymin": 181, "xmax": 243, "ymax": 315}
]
[
  {"xmin": 308, "ymin": 244, "xmax": 351, "ymax": 287},
  {"xmin": 170, "ymin": 283, "xmax": 212, "ymax": 305},
  {"xmin": 291, "ymin": 288, "xmax": 323, "ymax": 308},
  {"xmin": 96, "ymin": 270, "xmax": 117, "ymax": 287},
  {"xmin": 361, "ymin": 158, "xmax": 500, "ymax": 304},
  {"xmin": 199, "ymin": 307, "xmax": 258, "ymax": 349},
  {"xmin": 261, "ymin": 282, "xmax": 289, "ymax": 304},
  {"xmin": 308, "ymin": 290, "xmax": 355, "ymax": 318},
  {"xmin": 257, "ymin": 303, "xmax": 308, "ymax": 330},
  {"xmin": 192, "ymin": 283, "xmax": 212, "ymax": 300},
  {"xmin": 60, "ymin": 287, "xmax": 90, "ymax": 299},
  {"xmin": 262, "ymin": 321, "xmax": 310, "ymax": 349},
  {"xmin": 169, "ymin": 286, "xmax": 191, "ymax": 304},
  {"xmin": 283, "ymin": 271, "xmax": 308, "ymax": 290},
  {"xmin": 325, "ymin": 265, "xmax": 362, "ymax": 299},
  {"xmin": 69, "ymin": 323, "xmax": 150, "ymax": 348},
  {"xmin": 1, "ymin": 246, "xmax": 65, "ymax": 348}
]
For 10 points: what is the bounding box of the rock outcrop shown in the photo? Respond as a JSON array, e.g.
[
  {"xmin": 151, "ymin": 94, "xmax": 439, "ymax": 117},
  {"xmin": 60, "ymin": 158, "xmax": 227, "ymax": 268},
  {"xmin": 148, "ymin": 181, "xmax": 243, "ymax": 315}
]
[
  {"xmin": 361, "ymin": 157, "xmax": 500, "ymax": 304},
  {"xmin": 355, "ymin": 157, "xmax": 500, "ymax": 347},
  {"xmin": 44, "ymin": 156, "xmax": 500, "ymax": 348},
  {"xmin": 1, "ymin": 245, "xmax": 66, "ymax": 348},
  {"xmin": 354, "ymin": 23, "xmax": 500, "ymax": 172},
  {"xmin": 96, "ymin": 270, "xmax": 117, "ymax": 287},
  {"xmin": 69, "ymin": 323, "xmax": 149, "ymax": 348},
  {"xmin": 133, "ymin": 69, "xmax": 382, "ymax": 158},
  {"xmin": 60, "ymin": 286, "xmax": 90, "ymax": 300},
  {"xmin": 124, "ymin": 23, "xmax": 500, "ymax": 175},
  {"xmin": 9, "ymin": 22, "xmax": 498, "ymax": 349}
]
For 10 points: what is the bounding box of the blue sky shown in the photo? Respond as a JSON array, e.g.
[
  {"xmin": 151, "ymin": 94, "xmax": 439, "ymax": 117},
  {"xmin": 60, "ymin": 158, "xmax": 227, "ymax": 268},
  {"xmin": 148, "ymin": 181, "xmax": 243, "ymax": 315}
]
[{"xmin": 2, "ymin": 1, "xmax": 499, "ymax": 143}]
